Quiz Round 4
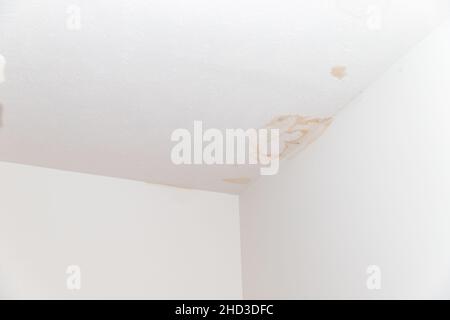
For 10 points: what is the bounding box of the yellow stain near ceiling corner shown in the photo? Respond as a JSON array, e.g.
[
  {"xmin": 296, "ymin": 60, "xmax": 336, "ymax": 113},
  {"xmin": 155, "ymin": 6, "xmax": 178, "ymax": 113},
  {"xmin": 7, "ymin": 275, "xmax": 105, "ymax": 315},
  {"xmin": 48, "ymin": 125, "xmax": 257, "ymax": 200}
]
[{"xmin": 262, "ymin": 115, "xmax": 333, "ymax": 160}]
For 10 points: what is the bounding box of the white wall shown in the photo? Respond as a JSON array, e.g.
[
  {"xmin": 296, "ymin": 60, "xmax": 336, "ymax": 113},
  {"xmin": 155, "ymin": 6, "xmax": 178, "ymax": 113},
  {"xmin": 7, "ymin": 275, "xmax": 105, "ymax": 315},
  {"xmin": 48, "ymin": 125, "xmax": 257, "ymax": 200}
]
[
  {"xmin": 240, "ymin": 20, "xmax": 450, "ymax": 299},
  {"xmin": 0, "ymin": 161, "xmax": 242, "ymax": 299}
]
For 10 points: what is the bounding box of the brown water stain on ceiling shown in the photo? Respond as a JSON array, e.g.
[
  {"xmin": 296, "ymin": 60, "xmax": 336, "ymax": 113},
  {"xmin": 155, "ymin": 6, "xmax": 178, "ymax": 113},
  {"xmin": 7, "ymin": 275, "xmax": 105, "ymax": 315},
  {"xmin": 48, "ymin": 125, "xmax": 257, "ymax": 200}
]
[
  {"xmin": 261, "ymin": 114, "xmax": 333, "ymax": 160},
  {"xmin": 330, "ymin": 65, "xmax": 347, "ymax": 80}
]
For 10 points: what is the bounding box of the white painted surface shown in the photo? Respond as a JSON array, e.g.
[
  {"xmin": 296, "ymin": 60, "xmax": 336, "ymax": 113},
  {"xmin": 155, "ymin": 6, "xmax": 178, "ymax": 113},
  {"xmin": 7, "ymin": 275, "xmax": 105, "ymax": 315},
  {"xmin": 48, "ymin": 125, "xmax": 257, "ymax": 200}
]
[
  {"xmin": 0, "ymin": 161, "xmax": 242, "ymax": 299},
  {"xmin": 240, "ymin": 20, "xmax": 450, "ymax": 299},
  {"xmin": 1, "ymin": 0, "xmax": 449, "ymax": 193}
]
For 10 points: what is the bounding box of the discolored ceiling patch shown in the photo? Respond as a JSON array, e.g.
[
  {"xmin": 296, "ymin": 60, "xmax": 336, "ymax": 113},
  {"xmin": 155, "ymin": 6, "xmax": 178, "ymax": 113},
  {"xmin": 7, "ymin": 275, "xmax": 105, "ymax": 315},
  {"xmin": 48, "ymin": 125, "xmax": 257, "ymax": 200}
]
[
  {"xmin": 262, "ymin": 115, "xmax": 333, "ymax": 160},
  {"xmin": 330, "ymin": 65, "xmax": 347, "ymax": 80}
]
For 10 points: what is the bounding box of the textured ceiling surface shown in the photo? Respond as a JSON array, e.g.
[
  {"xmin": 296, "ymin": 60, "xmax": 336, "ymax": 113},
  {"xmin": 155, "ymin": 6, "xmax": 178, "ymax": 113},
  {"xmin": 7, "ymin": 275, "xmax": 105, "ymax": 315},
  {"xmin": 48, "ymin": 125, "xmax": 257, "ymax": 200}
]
[{"xmin": 0, "ymin": 0, "xmax": 449, "ymax": 193}]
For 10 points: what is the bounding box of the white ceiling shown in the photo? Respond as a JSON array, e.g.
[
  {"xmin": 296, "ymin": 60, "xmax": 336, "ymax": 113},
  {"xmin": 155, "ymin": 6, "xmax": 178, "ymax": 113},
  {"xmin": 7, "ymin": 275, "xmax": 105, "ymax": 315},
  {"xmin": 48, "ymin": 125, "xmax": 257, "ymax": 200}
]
[{"xmin": 0, "ymin": 0, "xmax": 449, "ymax": 193}]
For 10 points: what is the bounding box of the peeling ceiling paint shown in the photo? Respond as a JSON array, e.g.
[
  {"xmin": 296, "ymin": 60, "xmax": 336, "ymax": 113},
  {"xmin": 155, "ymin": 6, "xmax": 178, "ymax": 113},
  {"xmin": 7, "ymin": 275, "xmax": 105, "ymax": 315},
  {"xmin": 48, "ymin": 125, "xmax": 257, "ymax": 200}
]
[{"xmin": 262, "ymin": 115, "xmax": 333, "ymax": 160}]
